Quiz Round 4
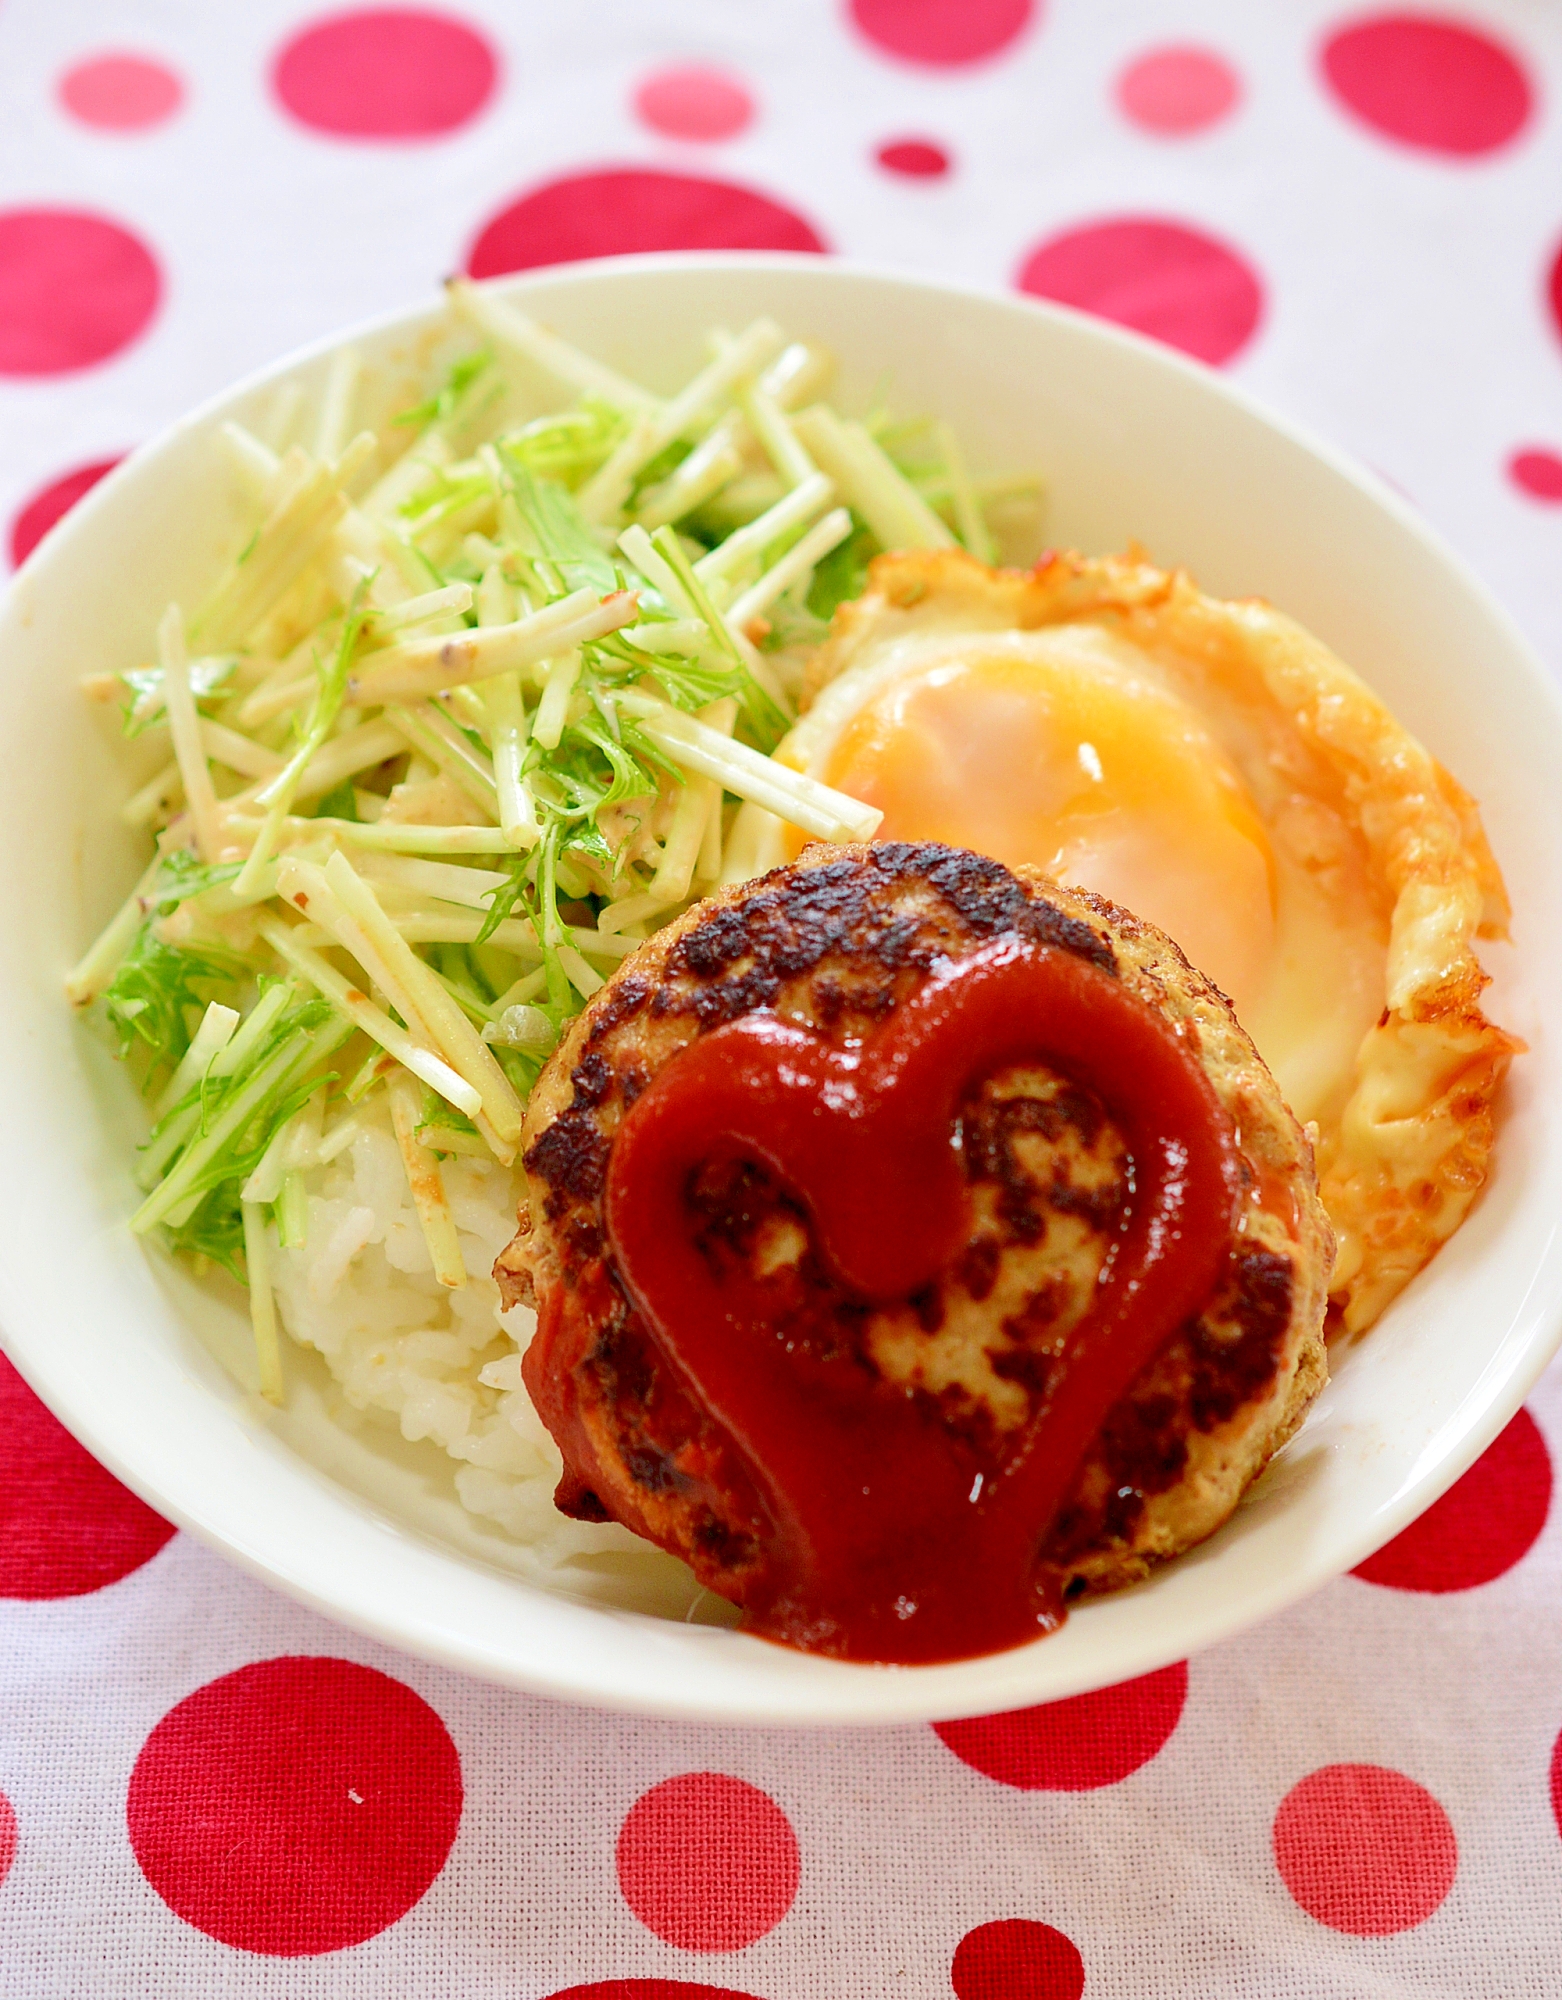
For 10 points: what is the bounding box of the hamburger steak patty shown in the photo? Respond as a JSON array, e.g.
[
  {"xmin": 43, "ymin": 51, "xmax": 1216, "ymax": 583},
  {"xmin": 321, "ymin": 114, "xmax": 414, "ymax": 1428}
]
[{"xmin": 497, "ymin": 842, "xmax": 1333, "ymax": 1637}]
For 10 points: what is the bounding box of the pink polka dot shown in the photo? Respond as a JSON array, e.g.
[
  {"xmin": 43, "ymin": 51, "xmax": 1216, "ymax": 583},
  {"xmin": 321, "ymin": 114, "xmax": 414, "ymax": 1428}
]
[
  {"xmin": 466, "ymin": 168, "xmax": 827, "ymax": 278},
  {"xmin": 9, "ymin": 455, "xmax": 124, "ymax": 569},
  {"xmin": 1545, "ymin": 1729, "xmax": 1562, "ymax": 1845},
  {"xmin": 0, "ymin": 1794, "xmax": 16, "ymax": 1886},
  {"xmin": 616, "ymin": 1773, "xmax": 799, "ymax": 1953},
  {"xmin": 1547, "ymin": 238, "xmax": 1562, "ymax": 351},
  {"xmin": 1320, "ymin": 14, "xmax": 1532, "ymax": 156},
  {"xmin": 952, "ymin": 1919, "xmax": 1084, "ymax": 2000},
  {"xmin": 1354, "ymin": 1408, "xmax": 1551, "ymax": 1591},
  {"xmin": 877, "ymin": 138, "xmax": 951, "ymax": 177},
  {"xmin": 0, "ymin": 209, "xmax": 160, "ymax": 376},
  {"xmin": 59, "ymin": 54, "xmax": 183, "ymax": 131},
  {"xmin": 273, "ymin": 8, "xmax": 497, "ymax": 140},
  {"xmin": 1117, "ymin": 46, "xmax": 1240, "ymax": 135},
  {"xmin": 634, "ymin": 68, "xmax": 754, "ymax": 142},
  {"xmin": 1017, "ymin": 216, "xmax": 1263, "ymax": 366},
  {"xmin": 1274, "ymin": 1765, "xmax": 1457, "ymax": 1935},
  {"xmin": 851, "ymin": 0, "xmax": 1036, "ymax": 66},
  {"xmin": 1509, "ymin": 448, "xmax": 1562, "ymax": 503},
  {"xmin": 128, "ymin": 1657, "xmax": 461, "ymax": 1954},
  {"xmin": 934, "ymin": 1663, "xmax": 1187, "ymax": 1790},
  {"xmin": 547, "ymin": 1986, "xmax": 762, "ymax": 1999},
  {"xmin": 0, "ymin": 1354, "xmax": 173, "ymax": 1598}
]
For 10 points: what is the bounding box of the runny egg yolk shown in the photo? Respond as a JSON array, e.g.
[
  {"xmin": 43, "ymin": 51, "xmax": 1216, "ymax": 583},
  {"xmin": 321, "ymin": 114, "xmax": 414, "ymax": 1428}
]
[{"xmin": 807, "ymin": 631, "xmax": 1278, "ymax": 1024}]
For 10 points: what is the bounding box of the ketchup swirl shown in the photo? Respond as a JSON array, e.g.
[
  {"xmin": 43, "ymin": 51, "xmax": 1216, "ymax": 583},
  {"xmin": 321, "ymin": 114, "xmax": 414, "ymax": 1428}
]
[{"xmin": 604, "ymin": 934, "xmax": 1241, "ymax": 1662}]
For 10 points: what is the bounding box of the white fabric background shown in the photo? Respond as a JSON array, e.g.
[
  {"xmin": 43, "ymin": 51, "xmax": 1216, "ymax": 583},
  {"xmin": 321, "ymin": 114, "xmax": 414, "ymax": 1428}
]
[{"xmin": 1, "ymin": 2, "xmax": 1560, "ymax": 1993}]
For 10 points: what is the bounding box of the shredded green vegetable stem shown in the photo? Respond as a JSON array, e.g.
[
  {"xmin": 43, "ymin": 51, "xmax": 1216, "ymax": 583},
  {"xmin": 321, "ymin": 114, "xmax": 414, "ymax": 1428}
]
[
  {"xmin": 791, "ymin": 405, "xmax": 957, "ymax": 553},
  {"xmin": 242, "ymin": 1200, "xmax": 285, "ymax": 1403},
  {"xmin": 157, "ymin": 606, "xmax": 225, "ymax": 863},
  {"xmin": 73, "ymin": 291, "xmax": 1022, "ymax": 1379},
  {"xmin": 389, "ymin": 1069, "xmax": 467, "ymax": 1289}
]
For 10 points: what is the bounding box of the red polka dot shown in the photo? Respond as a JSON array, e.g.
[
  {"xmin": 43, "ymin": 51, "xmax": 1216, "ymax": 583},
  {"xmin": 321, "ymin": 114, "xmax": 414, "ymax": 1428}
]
[
  {"xmin": 272, "ymin": 8, "xmax": 497, "ymax": 139},
  {"xmin": 850, "ymin": 0, "xmax": 1036, "ymax": 67},
  {"xmin": 1117, "ymin": 46, "xmax": 1240, "ymax": 135},
  {"xmin": 1353, "ymin": 1407, "xmax": 1551, "ymax": 1591},
  {"xmin": 1549, "ymin": 238, "xmax": 1562, "ymax": 349},
  {"xmin": 9, "ymin": 455, "xmax": 124, "ymax": 569},
  {"xmin": 0, "ymin": 1355, "xmax": 173, "ymax": 1598},
  {"xmin": 877, "ymin": 138, "xmax": 951, "ymax": 177},
  {"xmin": 59, "ymin": 55, "xmax": 183, "ymax": 131},
  {"xmin": 934, "ymin": 1662, "xmax": 1187, "ymax": 1790},
  {"xmin": 634, "ymin": 68, "xmax": 754, "ymax": 142},
  {"xmin": 616, "ymin": 1773, "xmax": 799, "ymax": 1953},
  {"xmin": 0, "ymin": 1793, "xmax": 16, "ymax": 1886},
  {"xmin": 546, "ymin": 1986, "xmax": 762, "ymax": 1999},
  {"xmin": 1544, "ymin": 1729, "xmax": 1562, "ymax": 1845},
  {"xmin": 0, "ymin": 209, "xmax": 160, "ymax": 376},
  {"xmin": 952, "ymin": 1919, "xmax": 1084, "ymax": 2000},
  {"xmin": 466, "ymin": 169, "xmax": 827, "ymax": 278},
  {"xmin": 1274, "ymin": 1764, "xmax": 1457, "ymax": 1935},
  {"xmin": 1509, "ymin": 449, "xmax": 1562, "ymax": 503},
  {"xmin": 1017, "ymin": 217, "xmax": 1262, "ymax": 366},
  {"xmin": 1320, "ymin": 14, "xmax": 1532, "ymax": 156},
  {"xmin": 128, "ymin": 1657, "xmax": 461, "ymax": 1955}
]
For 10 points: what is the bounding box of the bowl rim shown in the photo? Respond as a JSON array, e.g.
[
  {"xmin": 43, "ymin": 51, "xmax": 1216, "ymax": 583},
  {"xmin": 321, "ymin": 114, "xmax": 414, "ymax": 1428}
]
[
  {"xmin": 5, "ymin": 248, "xmax": 1561, "ymax": 1725},
  {"xmin": 19, "ymin": 247, "xmax": 1554, "ymax": 689}
]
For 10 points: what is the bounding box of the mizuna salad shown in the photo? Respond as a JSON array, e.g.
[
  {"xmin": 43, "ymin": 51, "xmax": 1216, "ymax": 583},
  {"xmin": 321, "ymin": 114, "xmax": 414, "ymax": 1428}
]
[{"xmin": 66, "ymin": 284, "xmax": 1031, "ymax": 1563}]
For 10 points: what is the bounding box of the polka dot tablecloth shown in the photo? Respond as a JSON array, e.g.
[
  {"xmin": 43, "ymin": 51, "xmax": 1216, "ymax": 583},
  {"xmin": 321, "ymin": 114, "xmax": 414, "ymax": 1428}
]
[{"xmin": 2, "ymin": 1, "xmax": 1562, "ymax": 1991}]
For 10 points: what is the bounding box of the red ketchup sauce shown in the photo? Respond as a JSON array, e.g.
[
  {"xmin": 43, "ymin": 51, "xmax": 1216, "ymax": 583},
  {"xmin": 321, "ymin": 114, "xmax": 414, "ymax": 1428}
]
[{"xmin": 604, "ymin": 934, "xmax": 1241, "ymax": 1663}]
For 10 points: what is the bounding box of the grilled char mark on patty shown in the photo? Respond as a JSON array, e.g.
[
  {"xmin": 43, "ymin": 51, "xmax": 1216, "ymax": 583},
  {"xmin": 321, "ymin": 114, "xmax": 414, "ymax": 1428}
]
[
  {"xmin": 1044, "ymin": 1241, "xmax": 1296, "ymax": 1574},
  {"xmin": 659, "ymin": 839, "xmax": 1114, "ymax": 1029},
  {"xmin": 523, "ymin": 842, "xmax": 1115, "ymax": 1225},
  {"xmin": 505, "ymin": 841, "xmax": 1329, "ymax": 1619}
]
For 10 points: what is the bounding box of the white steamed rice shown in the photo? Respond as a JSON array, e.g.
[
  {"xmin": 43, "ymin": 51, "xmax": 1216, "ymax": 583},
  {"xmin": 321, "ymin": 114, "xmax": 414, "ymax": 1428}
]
[{"xmin": 268, "ymin": 1100, "xmax": 664, "ymax": 1579}]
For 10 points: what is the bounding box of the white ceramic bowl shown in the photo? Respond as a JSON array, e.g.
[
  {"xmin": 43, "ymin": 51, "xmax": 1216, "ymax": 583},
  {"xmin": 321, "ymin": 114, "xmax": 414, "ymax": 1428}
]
[{"xmin": 2, "ymin": 255, "xmax": 1558, "ymax": 1725}]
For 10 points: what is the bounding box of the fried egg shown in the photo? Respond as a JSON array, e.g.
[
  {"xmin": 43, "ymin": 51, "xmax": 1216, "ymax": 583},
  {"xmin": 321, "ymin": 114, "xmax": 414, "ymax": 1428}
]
[{"xmin": 753, "ymin": 548, "xmax": 1520, "ymax": 1332}]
